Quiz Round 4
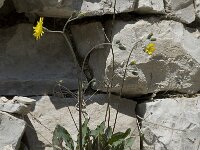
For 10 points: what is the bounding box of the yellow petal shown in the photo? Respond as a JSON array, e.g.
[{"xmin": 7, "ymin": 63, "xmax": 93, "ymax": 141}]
[{"xmin": 33, "ymin": 17, "xmax": 44, "ymax": 40}]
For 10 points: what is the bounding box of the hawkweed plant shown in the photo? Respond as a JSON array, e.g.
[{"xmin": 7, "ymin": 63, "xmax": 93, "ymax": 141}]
[{"xmin": 31, "ymin": 1, "xmax": 157, "ymax": 149}]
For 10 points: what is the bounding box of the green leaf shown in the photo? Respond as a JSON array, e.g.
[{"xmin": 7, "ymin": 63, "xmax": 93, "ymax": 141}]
[
  {"xmin": 90, "ymin": 122, "xmax": 107, "ymax": 149},
  {"xmin": 105, "ymin": 126, "xmax": 112, "ymax": 140},
  {"xmin": 147, "ymin": 33, "xmax": 153, "ymax": 39},
  {"xmin": 52, "ymin": 124, "xmax": 74, "ymax": 150},
  {"xmin": 109, "ymin": 128, "xmax": 131, "ymax": 145},
  {"xmin": 129, "ymin": 61, "xmax": 136, "ymax": 65},
  {"xmin": 111, "ymin": 140, "xmax": 125, "ymax": 150},
  {"xmin": 90, "ymin": 121, "xmax": 105, "ymax": 139},
  {"xmin": 124, "ymin": 137, "xmax": 134, "ymax": 149},
  {"xmin": 150, "ymin": 38, "xmax": 157, "ymax": 41},
  {"xmin": 76, "ymin": 118, "xmax": 90, "ymax": 149}
]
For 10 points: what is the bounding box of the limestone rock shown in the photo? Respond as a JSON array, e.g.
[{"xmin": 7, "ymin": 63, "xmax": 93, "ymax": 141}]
[
  {"xmin": 12, "ymin": 96, "xmax": 36, "ymax": 105},
  {"xmin": 164, "ymin": 0, "xmax": 195, "ymax": 24},
  {"xmin": 0, "ymin": 0, "xmax": 15, "ymax": 16},
  {"xmin": 135, "ymin": 0, "xmax": 165, "ymax": 14},
  {"xmin": 0, "ymin": 96, "xmax": 36, "ymax": 114},
  {"xmin": 0, "ymin": 23, "xmax": 83, "ymax": 95},
  {"xmin": 195, "ymin": 0, "xmax": 200, "ymax": 19},
  {"xmin": 0, "ymin": 0, "xmax": 4, "ymax": 8},
  {"xmin": 70, "ymin": 22, "xmax": 105, "ymax": 58},
  {"xmin": 12, "ymin": 0, "xmax": 137, "ymax": 18},
  {"xmin": 25, "ymin": 95, "xmax": 139, "ymax": 150},
  {"xmin": 0, "ymin": 102, "xmax": 29, "ymax": 115},
  {"xmin": 0, "ymin": 111, "xmax": 26, "ymax": 150},
  {"xmin": 89, "ymin": 19, "xmax": 200, "ymax": 97},
  {"xmin": 2, "ymin": 145, "xmax": 15, "ymax": 150},
  {"xmin": 137, "ymin": 96, "xmax": 200, "ymax": 150}
]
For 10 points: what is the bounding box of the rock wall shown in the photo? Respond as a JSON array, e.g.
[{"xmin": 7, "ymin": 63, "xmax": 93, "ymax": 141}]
[{"xmin": 0, "ymin": 0, "xmax": 200, "ymax": 150}]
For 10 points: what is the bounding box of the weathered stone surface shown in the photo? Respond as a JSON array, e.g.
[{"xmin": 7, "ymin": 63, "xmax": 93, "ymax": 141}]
[
  {"xmin": 0, "ymin": 0, "xmax": 4, "ymax": 8},
  {"xmin": 0, "ymin": 23, "xmax": 83, "ymax": 95},
  {"xmin": 89, "ymin": 19, "xmax": 200, "ymax": 97},
  {"xmin": 164, "ymin": 0, "xmax": 195, "ymax": 24},
  {"xmin": 0, "ymin": 96, "xmax": 35, "ymax": 114},
  {"xmin": 195, "ymin": 0, "xmax": 200, "ymax": 19},
  {"xmin": 2, "ymin": 145, "xmax": 15, "ymax": 150},
  {"xmin": 0, "ymin": 102, "xmax": 29, "ymax": 115},
  {"xmin": 135, "ymin": 0, "xmax": 165, "ymax": 14},
  {"xmin": 12, "ymin": 0, "xmax": 137, "ymax": 18},
  {"xmin": 0, "ymin": 111, "xmax": 26, "ymax": 150},
  {"xmin": 12, "ymin": 96, "xmax": 36, "ymax": 105},
  {"xmin": 25, "ymin": 95, "xmax": 139, "ymax": 150},
  {"xmin": 137, "ymin": 95, "xmax": 200, "ymax": 150},
  {"xmin": 71, "ymin": 22, "xmax": 105, "ymax": 58},
  {"xmin": 0, "ymin": 0, "xmax": 14, "ymax": 15}
]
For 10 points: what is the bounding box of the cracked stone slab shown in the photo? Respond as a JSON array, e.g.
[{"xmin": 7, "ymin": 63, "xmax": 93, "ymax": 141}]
[
  {"xmin": 0, "ymin": 96, "xmax": 36, "ymax": 114},
  {"xmin": 194, "ymin": 0, "xmax": 200, "ymax": 19},
  {"xmin": 89, "ymin": 19, "xmax": 200, "ymax": 97},
  {"xmin": 0, "ymin": 111, "xmax": 26, "ymax": 150},
  {"xmin": 137, "ymin": 95, "xmax": 200, "ymax": 150},
  {"xmin": 164, "ymin": 0, "xmax": 196, "ymax": 24},
  {"xmin": 0, "ymin": 102, "xmax": 29, "ymax": 115},
  {"xmin": 70, "ymin": 22, "xmax": 105, "ymax": 58},
  {"xmin": 12, "ymin": 0, "xmax": 137, "ymax": 18},
  {"xmin": 0, "ymin": 23, "xmax": 84, "ymax": 95},
  {"xmin": 12, "ymin": 96, "xmax": 36, "ymax": 105},
  {"xmin": 0, "ymin": 0, "xmax": 4, "ymax": 8},
  {"xmin": 25, "ymin": 95, "xmax": 139, "ymax": 150},
  {"xmin": 135, "ymin": 0, "xmax": 165, "ymax": 14}
]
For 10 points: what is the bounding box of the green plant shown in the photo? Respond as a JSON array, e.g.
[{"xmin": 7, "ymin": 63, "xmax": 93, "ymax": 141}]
[
  {"xmin": 31, "ymin": 0, "xmax": 157, "ymax": 148},
  {"xmin": 52, "ymin": 118, "xmax": 134, "ymax": 150}
]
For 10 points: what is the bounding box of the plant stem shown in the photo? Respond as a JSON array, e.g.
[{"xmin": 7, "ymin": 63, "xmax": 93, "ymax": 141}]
[
  {"xmin": 78, "ymin": 80, "xmax": 83, "ymax": 150},
  {"xmin": 113, "ymin": 39, "xmax": 143, "ymax": 133},
  {"xmin": 105, "ymin": 0, "xmax": 117, "ymax": 129},
  {"xmin": 44, "ymin": 15, "xmax": 83, "ymax": 149}
]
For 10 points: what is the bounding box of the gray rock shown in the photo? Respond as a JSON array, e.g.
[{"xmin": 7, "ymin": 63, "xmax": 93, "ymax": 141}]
[
  {"xmin": 164, "ymin": 0, "xmax": 196, "ymax": 24},
  {"xmin": 70, "ymin": 22, "xmax": 105, "ymax": 58},
  {"xmin": 195, "ymin": 0, "xmax": 200, "ymax": 19},
  {"xmin": 0, "ymin": 102, "xmax": 29, "ymax": 115},
  {"xmin": 2, "ymin": 145, "xmax": 15, "ymax": 150},
  {"xmin": 0, "ymin": 111, "xmax": 26, "ymax": 150},
  {"xmin": 0, "ymin": 0, "xmax": 4, "ymax": 8},
  {"xmin": 12, "ymin": 0, "xmax": 137, "ymax": 18},
  {"xmin": 12, "ymin": 96, "xmax": 36, "ymax": 105},
  {"xmin": 25, "ymin": 95, "xmax": 139, "ymax": 150},
  {"xmin": 137, "ymin": 95, "xmax": 200, "ymax": 150},
  {"xmin": 89, "ymin": 19, "xmax": 200, "ymax": 97},
  {"xmin": 0, "ymin": 23, "xmax": 84, "ymax": 96},
  {"xmin": 135, "ymin": 0, "xmax": 165, "ymax": 14},
  {"xmin": 0, "ymin": 96, "xmax": 36, "ymax": 114},
  {"xmin": 0, "ymin": 97, "xmax": 9, "ymax": 103},
  {"xmin": 0, "ymin": 0, "xmax": 15, "ymax": 18}
]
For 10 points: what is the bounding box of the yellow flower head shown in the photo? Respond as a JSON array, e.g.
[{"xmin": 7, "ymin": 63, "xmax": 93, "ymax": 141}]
[
  {"xmin": 33, "ymin": 17, "xmax": 44, "ymax": 40},
  {"xmin": 145, "ymin": 43, "xmax": 156, "ymax": 55}
]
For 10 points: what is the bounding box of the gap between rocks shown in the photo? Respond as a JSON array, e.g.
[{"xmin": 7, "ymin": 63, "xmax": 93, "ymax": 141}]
[{"xmin": 1, "ymin": 2, "xmax": 200, "ymax": 149}]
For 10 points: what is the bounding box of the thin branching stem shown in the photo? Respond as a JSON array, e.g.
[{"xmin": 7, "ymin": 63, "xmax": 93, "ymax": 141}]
[
  {"xmin": 113, "ymin": 39, "xmax": 143, "ymax": 133},
  {"xmin": 29, "ymin": 112, "xmax": 52, "ymax": 132},
  {"xmin": 78, "ymin": 81, "xmax": 83, "ymax": 150},
  {"xmin": 105, "ymin": 0, "xmax": 117, "ymax": 128},
  {"xmin": 44, "ymin": 15, "xmax": 84, "ymax": 149},
  {"xmin": 26, "ymin": 123, "xmax": 61, "ymax": 150},
  {"xmin": 80, "ymin": 43, "xmax": 113, "ymax": 81},
  {"xmin": 58, "ymin": 85, "xmax": 79, "ymax": 131},
  {"xmin": 57, "ymin": 84, "xmax": 78, "ymax": 99}
]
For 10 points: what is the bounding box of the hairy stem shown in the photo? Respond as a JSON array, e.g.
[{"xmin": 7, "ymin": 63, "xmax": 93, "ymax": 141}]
[{"xmin": 113, "ymin": 39, "xmax": 143, "ymax": 133}]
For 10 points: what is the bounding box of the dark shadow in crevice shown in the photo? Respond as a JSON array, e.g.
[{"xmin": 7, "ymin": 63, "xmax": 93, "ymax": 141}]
[
  {"xmin": 24, "ymin": 115, "xmax": 47, "ymax": 150},
  {"xmin": 0, "ymin": 0, "xmax": 29, "ymax": 28}
]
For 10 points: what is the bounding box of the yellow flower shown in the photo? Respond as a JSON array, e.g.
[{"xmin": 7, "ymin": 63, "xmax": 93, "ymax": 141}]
[
  {"xmin": 33, "ymin": 17, "xmax": 44, "ymax": 40},
  {"xmin": 145, "ymin": 43, "xmax": 156, "ymax": 55}
]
